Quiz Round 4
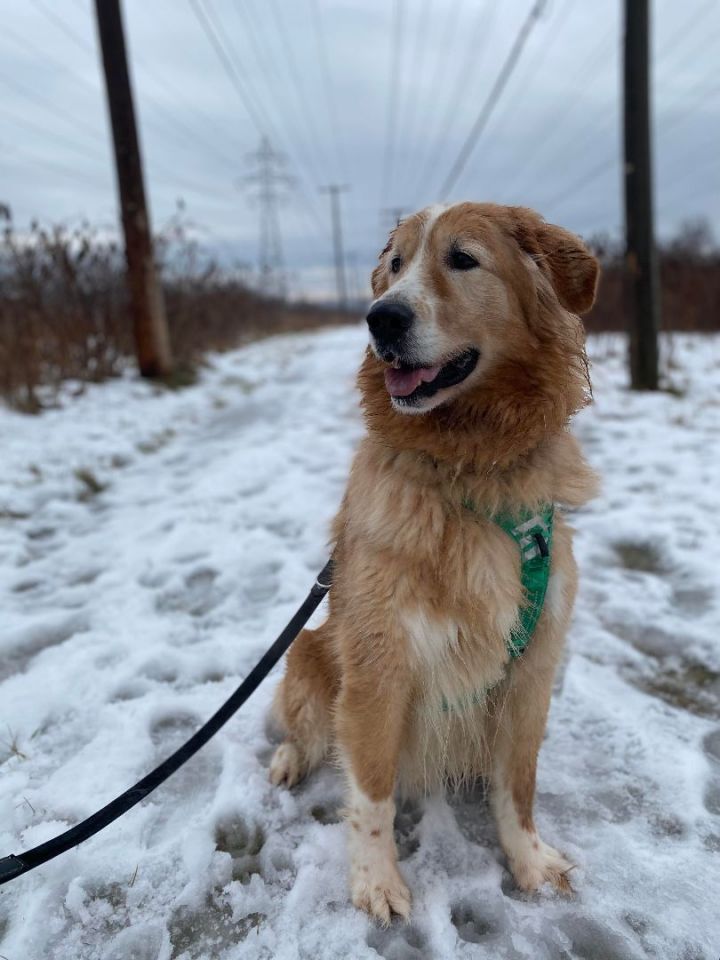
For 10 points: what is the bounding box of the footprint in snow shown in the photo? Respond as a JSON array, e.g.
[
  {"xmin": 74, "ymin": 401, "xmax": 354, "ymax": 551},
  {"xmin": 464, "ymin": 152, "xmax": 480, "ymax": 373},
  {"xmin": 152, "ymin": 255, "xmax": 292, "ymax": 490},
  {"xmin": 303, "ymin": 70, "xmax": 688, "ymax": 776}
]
[
  {"xmin": 155, "ymin": 566, "xmax": 226, "ymax": 618},
  {"xmin": 214, "ymin": 813, "xmax": 266, "ymax": 883},
  {"xmin": 367, "ymin": 920, "xmax": 429, "ymax": 960},
  {"xmin": 0, "ymin": 613, "xmax": 89, "ymax": 683},
  {"xmin": 143, "ymin": 712, "xmax": 221, "ymax": 848},
  {"xmin": 555, "ymin": 916, "xmax": 646, "ymax": 960},
  {"xmin": 450, "ymin": 900, "xmax": 502, "ymax": 946}
]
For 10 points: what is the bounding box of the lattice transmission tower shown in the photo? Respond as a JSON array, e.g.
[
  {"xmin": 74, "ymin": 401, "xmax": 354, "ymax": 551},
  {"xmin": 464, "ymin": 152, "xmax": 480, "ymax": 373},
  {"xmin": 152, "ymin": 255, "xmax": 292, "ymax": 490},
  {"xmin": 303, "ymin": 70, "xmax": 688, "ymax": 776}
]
[{"xmin": 244, "ymin": 137, "xmax": 292, "ymax": 299}]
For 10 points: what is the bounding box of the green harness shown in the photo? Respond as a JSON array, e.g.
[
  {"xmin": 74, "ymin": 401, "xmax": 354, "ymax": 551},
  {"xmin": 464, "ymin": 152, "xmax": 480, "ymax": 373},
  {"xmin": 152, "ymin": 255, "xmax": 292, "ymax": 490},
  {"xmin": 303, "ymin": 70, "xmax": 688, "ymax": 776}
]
[{"xmin": 441, "ymin": 501, "xmax": 555, "ymax": 712}]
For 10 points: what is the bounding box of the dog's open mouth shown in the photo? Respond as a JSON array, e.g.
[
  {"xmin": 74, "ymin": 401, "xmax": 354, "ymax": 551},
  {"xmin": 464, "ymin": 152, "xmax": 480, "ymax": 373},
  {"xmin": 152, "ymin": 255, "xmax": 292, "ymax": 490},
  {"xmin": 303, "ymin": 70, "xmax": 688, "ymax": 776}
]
[{"xmin": 384, "ymin": 348, "xmax": 480, "ymax": 403}]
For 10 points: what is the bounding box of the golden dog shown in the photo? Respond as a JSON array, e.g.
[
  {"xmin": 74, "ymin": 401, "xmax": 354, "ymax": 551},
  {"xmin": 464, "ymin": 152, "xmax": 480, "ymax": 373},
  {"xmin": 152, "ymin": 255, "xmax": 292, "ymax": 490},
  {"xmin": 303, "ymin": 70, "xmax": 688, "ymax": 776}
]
[{"xmin": 270, "ymin": 202, "xmax": 599, "ymax": 923}]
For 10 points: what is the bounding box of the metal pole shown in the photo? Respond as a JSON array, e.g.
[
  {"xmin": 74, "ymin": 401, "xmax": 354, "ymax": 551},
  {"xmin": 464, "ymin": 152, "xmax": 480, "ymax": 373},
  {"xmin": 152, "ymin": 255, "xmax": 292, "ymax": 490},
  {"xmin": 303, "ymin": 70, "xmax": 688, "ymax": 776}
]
[
  {"xmin": 94, "ymin": 0, "xmax": 172, "ymax": 378},
  {"xmin": 623, "ymin": 0, "xmax": 660, "ymax": 390}
]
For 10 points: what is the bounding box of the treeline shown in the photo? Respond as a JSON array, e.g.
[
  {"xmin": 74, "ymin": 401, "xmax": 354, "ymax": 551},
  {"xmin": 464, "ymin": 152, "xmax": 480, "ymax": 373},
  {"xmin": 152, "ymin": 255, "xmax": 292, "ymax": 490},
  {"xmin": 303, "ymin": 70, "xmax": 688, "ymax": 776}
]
[
  {"xmin": 1, "ymin": 209, "xmax": 718, "ymax": 412},
  {"xmin": 586, "ymin": 219, "xmax": 720, "ymax": 334},
  {"xmin": 0, "ymin": 208, "xmax": 355, "ymax": 412}
]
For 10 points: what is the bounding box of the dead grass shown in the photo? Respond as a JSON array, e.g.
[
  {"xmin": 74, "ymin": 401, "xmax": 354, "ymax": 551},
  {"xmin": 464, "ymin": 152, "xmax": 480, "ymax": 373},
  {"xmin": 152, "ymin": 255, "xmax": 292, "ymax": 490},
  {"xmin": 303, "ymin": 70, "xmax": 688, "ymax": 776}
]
[
  {"xmin": 586, "ymin": 218, "xmax": 720, "ymax": 335},
  {"xmin": 4, "ymin": 208, "xmax": 717, "ymax": 413},
  {"xmin": 0, "ymin": 206, "xmax": 357, "ymax": 412}
]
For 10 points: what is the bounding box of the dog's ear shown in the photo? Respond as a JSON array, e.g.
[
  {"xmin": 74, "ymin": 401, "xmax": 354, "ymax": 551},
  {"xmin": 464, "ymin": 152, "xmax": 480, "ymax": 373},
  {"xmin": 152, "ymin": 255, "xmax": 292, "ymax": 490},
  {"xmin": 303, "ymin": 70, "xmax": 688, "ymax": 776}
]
[
  {"xmin": 370, "ymin": 228, "xmax": 396, "ymax": 297},
  {"xmin": 510, "ymin": 208, "xmax": 599, "ymax": 315}
]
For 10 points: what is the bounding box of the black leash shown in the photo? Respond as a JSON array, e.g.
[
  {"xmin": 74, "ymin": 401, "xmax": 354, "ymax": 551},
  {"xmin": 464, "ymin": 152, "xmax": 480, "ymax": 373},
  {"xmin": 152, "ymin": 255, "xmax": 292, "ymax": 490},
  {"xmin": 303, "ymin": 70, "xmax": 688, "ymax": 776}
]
[{"xmin": 0, "ymin": 558, "xmax": 334, "ymax": 887}]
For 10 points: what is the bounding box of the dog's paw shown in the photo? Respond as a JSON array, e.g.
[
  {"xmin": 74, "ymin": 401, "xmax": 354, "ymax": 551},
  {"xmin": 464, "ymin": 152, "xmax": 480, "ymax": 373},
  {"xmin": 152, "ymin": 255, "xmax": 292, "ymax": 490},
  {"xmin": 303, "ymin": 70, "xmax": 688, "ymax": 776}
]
[
  {"xmin": 350, "ymin": 861, "xmax": 412, "ymax": 926},
  {"xmin": 269, "ymin": 741, "xmax": 304, "ymax": 788},
  {"xmin": 509, "ymin": 837, "xmax": 574, "ymax": 894}
]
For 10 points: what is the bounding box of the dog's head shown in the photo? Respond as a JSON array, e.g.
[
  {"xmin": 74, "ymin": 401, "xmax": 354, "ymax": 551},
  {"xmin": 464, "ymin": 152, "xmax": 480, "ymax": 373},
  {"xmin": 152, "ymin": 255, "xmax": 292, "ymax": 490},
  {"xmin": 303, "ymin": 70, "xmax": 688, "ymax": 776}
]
[{"xmin": 365, "ymin": 202, "xmax": 598, "ymax": 416}]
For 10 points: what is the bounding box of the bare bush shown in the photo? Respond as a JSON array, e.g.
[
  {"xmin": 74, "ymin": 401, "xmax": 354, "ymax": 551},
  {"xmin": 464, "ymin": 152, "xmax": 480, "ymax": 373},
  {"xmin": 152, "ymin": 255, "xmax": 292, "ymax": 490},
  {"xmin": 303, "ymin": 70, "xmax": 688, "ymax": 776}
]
[
  {"xmin": 0, "ymin": 208, "xmax": 356, "ymax": 412},
  {"xmin": 3, "ymin": 208, "xmax": 717, "ymax": 412},
  {"xmin": 585, "ymin": 218, "xmax": 720, "ymax": 335}
]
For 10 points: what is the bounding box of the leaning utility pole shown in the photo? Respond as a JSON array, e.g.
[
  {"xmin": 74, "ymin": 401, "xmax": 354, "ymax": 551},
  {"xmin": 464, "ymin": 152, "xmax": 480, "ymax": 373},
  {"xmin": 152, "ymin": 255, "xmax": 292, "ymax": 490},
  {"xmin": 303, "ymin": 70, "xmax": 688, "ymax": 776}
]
[
  {"xmin": 94, "ymin": 0, "xmax": 172, "ymax": 378},
  {"xmin": 623, "ymin": 0, "xmax": 660, "ymax": 390},
  {"xmin": 319, "ymin": 184, "xmax": 349, "ymax": 308}
]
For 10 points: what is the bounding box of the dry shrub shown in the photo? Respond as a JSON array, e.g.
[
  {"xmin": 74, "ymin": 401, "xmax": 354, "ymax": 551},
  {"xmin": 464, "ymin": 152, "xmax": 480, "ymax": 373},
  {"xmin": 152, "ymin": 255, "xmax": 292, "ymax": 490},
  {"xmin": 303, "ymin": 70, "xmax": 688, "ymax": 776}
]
[
  {"xmin": 0, "ymin": 206, "xmax": 356, "ymax": 412},
  {"xmin": 585, "ymin": 218, "xmax": 720, "ymax": 335}
]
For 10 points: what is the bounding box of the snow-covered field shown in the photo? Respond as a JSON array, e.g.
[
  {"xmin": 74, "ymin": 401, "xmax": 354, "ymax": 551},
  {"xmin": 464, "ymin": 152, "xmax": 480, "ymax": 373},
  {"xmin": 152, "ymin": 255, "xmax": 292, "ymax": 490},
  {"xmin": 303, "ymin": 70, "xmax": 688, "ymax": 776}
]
[{"xmin": 0, "ymin": 326, "xmax": 719, "ymax": 960}]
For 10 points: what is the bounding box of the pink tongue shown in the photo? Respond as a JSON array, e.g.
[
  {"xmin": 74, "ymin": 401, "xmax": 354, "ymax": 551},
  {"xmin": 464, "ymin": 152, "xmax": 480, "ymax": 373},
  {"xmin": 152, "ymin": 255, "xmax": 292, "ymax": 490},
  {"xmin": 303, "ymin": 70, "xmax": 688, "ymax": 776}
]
[{"xmin": 384, "ymin": 364, "xmax": 441, "ymax": 398}]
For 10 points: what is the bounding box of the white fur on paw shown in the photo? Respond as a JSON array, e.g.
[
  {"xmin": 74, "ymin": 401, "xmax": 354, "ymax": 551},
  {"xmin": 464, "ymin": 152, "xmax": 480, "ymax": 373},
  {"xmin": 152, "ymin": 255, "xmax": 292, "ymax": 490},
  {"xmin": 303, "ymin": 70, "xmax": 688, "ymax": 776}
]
[
  {"xmin": 350, "ymin": 861, "xmax": 411, "ymax": 926},
  {"xmin": 269, "ymin": 742, "xmax": 303, "ymax": 788},
  {"xmin": 510, "ymin": 837, "xmax": 574, "ymax": 894}
]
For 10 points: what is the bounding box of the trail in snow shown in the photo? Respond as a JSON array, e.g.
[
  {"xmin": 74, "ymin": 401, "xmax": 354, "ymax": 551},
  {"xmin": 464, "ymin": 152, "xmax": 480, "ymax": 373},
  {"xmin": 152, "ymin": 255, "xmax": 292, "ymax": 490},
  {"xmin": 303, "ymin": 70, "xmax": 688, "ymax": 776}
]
[{"xmin": 0, "ymin": 328, "xmax": 718, "ymax": 960}]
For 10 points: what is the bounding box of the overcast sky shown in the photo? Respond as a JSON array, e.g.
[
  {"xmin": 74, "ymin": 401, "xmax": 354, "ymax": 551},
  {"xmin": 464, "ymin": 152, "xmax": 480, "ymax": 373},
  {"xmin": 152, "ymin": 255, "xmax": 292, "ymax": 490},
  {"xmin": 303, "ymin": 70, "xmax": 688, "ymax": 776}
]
[{"xmin": 2, "ymin": 0, "xmax": 718, "ymax": 300}]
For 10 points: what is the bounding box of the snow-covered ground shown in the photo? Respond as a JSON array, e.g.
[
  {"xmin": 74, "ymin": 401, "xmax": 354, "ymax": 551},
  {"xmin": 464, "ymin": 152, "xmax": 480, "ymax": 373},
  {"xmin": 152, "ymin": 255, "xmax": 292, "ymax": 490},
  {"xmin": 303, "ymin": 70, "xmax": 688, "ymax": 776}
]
[{"xmin": 0, "ymin": 327, "xmax": 719, "ymax": 960}]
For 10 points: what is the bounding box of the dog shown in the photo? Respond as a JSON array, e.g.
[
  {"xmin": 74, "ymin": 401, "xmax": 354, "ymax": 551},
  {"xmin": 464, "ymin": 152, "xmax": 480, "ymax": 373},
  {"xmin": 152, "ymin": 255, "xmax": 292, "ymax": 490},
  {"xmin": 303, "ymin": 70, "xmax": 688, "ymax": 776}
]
[{"xmin": 269, "ymin": 202, "xmax": 599, "ymax": 924}]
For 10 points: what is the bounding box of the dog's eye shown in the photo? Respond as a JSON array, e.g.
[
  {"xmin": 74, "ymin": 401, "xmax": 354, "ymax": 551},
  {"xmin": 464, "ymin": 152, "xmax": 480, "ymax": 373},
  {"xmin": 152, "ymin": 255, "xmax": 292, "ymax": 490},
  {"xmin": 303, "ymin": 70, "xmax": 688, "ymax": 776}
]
[
  {"xmin": 390, "ymin": 256, "xmax": 403, "ymax": 274},
  {"xmin": 448, "ymin": 249, "xmax": 479, "ymax": 271}
]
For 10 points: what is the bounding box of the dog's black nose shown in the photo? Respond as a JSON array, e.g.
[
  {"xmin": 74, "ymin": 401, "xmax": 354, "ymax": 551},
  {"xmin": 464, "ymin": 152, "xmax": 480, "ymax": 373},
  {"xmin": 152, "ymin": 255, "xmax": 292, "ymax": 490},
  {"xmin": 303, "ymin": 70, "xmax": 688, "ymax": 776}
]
[{"xmin": 366, "ymin": 301, "xmax": 414, "ymax": 346}]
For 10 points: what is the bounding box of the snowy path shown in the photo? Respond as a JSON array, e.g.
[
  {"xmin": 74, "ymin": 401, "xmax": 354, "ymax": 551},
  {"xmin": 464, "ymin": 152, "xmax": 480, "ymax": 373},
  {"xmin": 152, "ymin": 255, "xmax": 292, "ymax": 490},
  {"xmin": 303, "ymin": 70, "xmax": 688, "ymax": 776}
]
[{"xmin": 0, "ymin": 328, "xmax": 718, "ymax": 960}]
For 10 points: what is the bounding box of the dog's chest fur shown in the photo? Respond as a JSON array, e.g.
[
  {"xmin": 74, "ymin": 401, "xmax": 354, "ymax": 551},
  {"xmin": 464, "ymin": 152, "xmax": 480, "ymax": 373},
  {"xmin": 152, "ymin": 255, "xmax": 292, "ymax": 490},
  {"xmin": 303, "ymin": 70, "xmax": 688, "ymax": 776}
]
[{"xmin": 337, "ymin": 443, "xmax": 548, "ymax": 789}]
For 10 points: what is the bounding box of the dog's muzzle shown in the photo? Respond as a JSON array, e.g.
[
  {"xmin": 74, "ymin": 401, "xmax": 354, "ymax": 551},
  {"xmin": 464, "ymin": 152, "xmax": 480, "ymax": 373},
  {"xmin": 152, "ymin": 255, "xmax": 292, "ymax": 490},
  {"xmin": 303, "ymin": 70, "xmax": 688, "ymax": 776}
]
[{"xmin": 366, "ymin": 300, "xmax": 414, "ymax": 361}]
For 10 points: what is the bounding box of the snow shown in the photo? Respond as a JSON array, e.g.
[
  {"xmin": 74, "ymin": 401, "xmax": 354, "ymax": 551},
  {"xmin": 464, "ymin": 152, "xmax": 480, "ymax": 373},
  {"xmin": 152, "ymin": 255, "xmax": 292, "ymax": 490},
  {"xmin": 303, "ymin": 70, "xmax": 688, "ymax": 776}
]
[{"xmin": 1, "ymin": 326, "xmax": 719, "ymax": 960}]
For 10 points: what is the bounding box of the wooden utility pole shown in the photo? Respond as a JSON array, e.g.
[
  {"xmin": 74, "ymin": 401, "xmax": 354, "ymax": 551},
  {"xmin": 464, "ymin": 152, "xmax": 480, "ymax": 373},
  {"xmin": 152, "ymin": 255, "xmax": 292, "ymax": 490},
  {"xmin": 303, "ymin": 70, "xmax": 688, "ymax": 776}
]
[
  {"xmin": 623, "ymin": 0, "xmax": 660, "ymax": 390},
  {"xmin": 95, "ymin": 0, "xmax": 172, "ymax": 378},
  {"xmin": 319, "ymin": 184, "xmax": 350, "ymax": 308}
]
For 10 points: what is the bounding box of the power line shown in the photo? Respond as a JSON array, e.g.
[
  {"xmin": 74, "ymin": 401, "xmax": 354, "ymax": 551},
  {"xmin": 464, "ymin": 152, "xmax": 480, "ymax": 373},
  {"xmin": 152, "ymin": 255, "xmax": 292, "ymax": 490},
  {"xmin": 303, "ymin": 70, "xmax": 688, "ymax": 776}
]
[
  {"xmin": 229, "ymin": 0, "xmax": 313, "ymax": 168},
  {"xmin": 29, "ymin": 0, "xmax": 95, "ymax": 55},
  {"xmin": 196, "ymin": 0, "xmax": 326, "ymax": 235},
  {"xmin": 187, "ymin": 0, "xmax": 266, "ymax": 135},
  {"xmin": 3, "ymin": 18, "xmax": 243, "ymax": 176},
  {"xmin": 655, "ymin": 0, "xmax": 718, "ymax": 66},
  {"xmin": 17, "ymin": 3, "xmax": 252, "ymax": 174},
  {"xmin": 380, "ymin": 0, "xmax": 406, "ymax": 211},
  {"xmin": 0, "ymin": 63, "xmax": 101, "ymax": 142},
  {"xmin": 437, "ymin": 0, "xmax": 548, "ymax": 200},
  {"xmin": 265, "ymin": 0, "xmax": 328, "ymax": 176},
  {"xmin": 1, "ymin": 147, "xmax": 111, "ymax": 193},
  {"xmin": 308, "ymin": 0, "xmax": 348, "ymax": 183},
  {"xmin": 0, "ymin": 103, "xmax": 108, "ymax": 164},
  {"xmin": 0, "ymin": 51, "xmax": 237, "ymax": 208},
  {"xmin": 396, "ymin": 0, "xmax": 432, "ymax": 164},
  {"xmin": 411, "ymin": 0, "xmax": 496, "ymax": 205},
  {"xmin": 406, "ymin": 0, "xmax": 466, "ymax": 201},
  {"xmin": 539, "ymin": 151, "xmax": 619, "ymax": 216},
  {"xmin": 229, "ymin": 0, "xmax": 332, "ymax": 220},
  {"xmin": 482, "ymin": 0, "xmax": 573, "ymax": 148},
  {"xmin": 539, "ymin": 62, "xmax": 720, "ymax": 216}
]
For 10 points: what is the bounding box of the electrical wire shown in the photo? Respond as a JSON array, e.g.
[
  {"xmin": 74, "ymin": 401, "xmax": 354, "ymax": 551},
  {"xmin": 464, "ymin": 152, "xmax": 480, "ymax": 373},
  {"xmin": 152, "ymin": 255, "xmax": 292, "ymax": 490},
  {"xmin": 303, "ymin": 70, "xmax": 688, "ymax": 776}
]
[
  {"xmin": 380, "ymin": 0, "xmax": 406, "ymax": 211},
  {"xmin": 308, "ymin": 0, "xmax": 348, "ymax": 184},
  {"xmin": 198, "ymin": 0, "xmax": 326, "ymax": 234},
  {"xmin": 412, "ymin": 0, "xmax": 496, "ymax": 205},
  {"xmin": 396, "ymin": 0, "xmax": 432, "ymax": 168},
  {"xmin": 187, "ymin": 0, "xmax": 266, "ymax": 136},
  {"xmin": 437, "ymin": 0, "xmax": 549, "ymax": 200},
  {"xmin": 405, "ymin": 0, "xmax": 466, "ymax": 202}
]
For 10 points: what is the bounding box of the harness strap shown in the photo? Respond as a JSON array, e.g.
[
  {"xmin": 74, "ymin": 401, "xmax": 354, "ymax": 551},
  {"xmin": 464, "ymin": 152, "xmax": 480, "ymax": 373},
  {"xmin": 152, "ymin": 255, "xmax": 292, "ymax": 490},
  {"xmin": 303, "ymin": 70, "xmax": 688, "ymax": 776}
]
[
  {"xmin": 441, "ymin": 502, "xmax": 554, "ymax": 712},
  {"xmin": 488, "ymin": 504, "xmax": 555, "ymax": 658}
]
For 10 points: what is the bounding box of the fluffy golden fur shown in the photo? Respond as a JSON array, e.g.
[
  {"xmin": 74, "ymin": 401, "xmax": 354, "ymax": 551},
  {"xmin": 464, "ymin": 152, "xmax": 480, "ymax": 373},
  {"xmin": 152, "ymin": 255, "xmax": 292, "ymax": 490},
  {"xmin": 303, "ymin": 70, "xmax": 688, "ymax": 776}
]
[{"xmin": 269, "ymin": 202, "xmax": 599, "ymax": 923}]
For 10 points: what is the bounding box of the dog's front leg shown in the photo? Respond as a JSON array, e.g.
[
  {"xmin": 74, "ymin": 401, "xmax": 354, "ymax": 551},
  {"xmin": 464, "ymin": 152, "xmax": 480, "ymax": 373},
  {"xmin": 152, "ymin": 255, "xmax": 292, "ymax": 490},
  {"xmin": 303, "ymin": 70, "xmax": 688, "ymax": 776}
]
[
  {"xmin": 490, "ymin": 649, "xmax": 574, "ymax": 894},
  {"xmin": 335, "ymin": 665, "xmax": 411, "ymax": 924}
]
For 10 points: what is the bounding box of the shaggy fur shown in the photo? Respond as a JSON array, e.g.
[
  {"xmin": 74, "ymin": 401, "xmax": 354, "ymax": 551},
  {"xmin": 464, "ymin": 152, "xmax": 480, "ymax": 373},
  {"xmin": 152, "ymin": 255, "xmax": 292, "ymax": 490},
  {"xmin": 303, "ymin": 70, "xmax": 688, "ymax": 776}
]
[{"xmin": 269, "ymin": 202, "xmax": 599, "ymax": 923}]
